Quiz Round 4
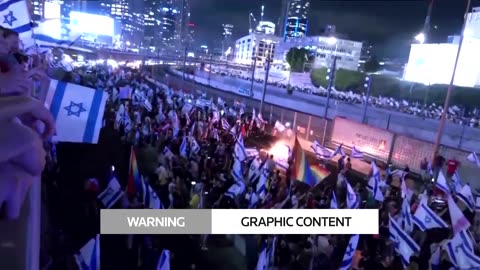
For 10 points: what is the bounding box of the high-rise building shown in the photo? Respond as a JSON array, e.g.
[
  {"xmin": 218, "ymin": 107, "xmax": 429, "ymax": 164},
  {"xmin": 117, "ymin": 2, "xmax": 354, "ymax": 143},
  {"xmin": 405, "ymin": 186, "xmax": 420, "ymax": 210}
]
[
  {"xmin": 278, "ymin": 0, "xmax": 310, "ymax": 40},
  {"xmin": 99, "ymin": 0, "xmax": 144, "ymax": 49},
  {"xmin": 31, "ymin": 0, "xmax": 71, "ymax": 20},
  {"xmin": 144, "ymin": 1, "xmax": 162, "ymax": 51},
  {"xmin": 158, "ymin": 1, "xmax": 180, "ymax": 53}
]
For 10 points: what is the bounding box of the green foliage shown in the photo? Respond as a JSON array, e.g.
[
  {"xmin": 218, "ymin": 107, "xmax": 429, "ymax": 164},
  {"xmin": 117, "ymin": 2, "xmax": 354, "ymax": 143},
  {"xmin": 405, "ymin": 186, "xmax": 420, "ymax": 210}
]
[
  {"xmin": 310, "ymin": 68, "xmax": 480, "ymax": 109},
  {"xmin": 286, "ymin": 48, "xmax": 312, "ymax": 72}
]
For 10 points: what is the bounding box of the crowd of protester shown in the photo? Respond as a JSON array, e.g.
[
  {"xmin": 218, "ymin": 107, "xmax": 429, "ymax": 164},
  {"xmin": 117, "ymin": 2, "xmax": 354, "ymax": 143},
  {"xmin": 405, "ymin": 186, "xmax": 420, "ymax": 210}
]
[
  {"xmin": 212, "ymin": 68, "xmax": 480, "ymax": 128},
  {"xmin": 2, "ymin": 25, "xmax": 480, "ymax": 270}
]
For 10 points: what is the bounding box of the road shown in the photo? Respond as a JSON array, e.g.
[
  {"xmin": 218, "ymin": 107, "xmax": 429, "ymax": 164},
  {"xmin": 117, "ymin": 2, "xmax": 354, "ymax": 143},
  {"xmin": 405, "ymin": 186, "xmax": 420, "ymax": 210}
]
[{"xmin": 190, "ymin": 70, "xmax": 480, "ymax": 152}]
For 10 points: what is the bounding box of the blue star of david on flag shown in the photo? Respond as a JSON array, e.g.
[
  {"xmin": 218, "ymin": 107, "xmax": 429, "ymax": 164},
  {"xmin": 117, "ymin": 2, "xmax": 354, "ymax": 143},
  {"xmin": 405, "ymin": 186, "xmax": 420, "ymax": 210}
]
[
  {"xmin": 345, "ymin": 243, "xmax": 355, "ymax": 256},
  {"xmin": 64, "ymin": 101, "xmax": 87, "ymax": 117},
  {"xmin": 3, "ymin": 10, "xmax": 16, "ymax": 27},
  {"xmin": 424, "ymin": 216, "xmax": 432, "ymax": 223}
]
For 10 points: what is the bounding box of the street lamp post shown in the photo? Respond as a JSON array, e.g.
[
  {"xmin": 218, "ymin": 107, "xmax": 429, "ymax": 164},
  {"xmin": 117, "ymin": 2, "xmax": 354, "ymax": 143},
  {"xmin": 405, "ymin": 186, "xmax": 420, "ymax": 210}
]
[
  {"xmin": 432, "ymin": 0, "xmax": 472, "ymax": 159},
  {"xmin": 323, "ymin": 56, "xmax": 337, "ymax": 119},
  {"xmin": 250, "ymin": 45, "xmax": 257, "ymax": 94},
  {"xmin": 182, "ymin": 45, "xmax": 187, "ymax": 81},
  {"xmin": 362, "ymin": 76, "xmax": 372, "ymax": 124},
  {"xmin": 259, "ymin": 56, "xmax": 271, "ymax": 115},
  {"xmin": 208, "ymin": 54, "xmax": 213, "ymax": 85}
]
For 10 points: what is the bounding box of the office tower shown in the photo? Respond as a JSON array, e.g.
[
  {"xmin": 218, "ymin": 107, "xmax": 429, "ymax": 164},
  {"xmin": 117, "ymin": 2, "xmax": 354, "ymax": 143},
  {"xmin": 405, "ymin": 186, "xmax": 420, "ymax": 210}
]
[
  {"xmin": 279, "ymin": 0, "xmax": 310, "ymax": 40},
  {"xmin": 99, "ymin": 0, "xmax": 144, "ymax": 48},
  {"xmin": 30, "ymin": 0, "xmax": 72, "ymax": 20},
  {"xmin": 158, "ymin": 0, "xmax": 179, "ymax": 53},
  {"xmin": 144, "ymin": 0, "xmax": 162, "ymax": 50}
]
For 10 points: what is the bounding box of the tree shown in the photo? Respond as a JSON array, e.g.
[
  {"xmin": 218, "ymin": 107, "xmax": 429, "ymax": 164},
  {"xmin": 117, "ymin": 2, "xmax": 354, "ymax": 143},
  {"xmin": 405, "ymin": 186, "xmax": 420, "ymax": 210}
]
[
  {"xmin": 286, "ymin": 48, "xmax": 312, "ymax": 72},
  {"xmin": 364, "ymin": 56, "xmax": 381, "ymax": 72}
]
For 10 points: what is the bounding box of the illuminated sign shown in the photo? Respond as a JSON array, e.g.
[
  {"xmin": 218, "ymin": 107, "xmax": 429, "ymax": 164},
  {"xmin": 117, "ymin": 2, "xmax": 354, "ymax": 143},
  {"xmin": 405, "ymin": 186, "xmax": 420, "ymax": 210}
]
[
  {"xmin": 70, "ymin": 12, "xmax": 114, "ymax": 37},
  {"xmin": 404, "ymin": 40, "xmax": 480, "ymax": 88},
  {"xmin": 44, "ymin": 1, "xmax": 61, "ymax": 19}
]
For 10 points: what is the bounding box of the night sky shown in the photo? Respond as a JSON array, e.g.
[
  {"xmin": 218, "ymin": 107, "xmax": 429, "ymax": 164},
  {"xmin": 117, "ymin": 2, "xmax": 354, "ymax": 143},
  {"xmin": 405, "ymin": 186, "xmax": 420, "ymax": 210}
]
[{"xmin": 191, "ymin": 0, "xmax": 478, "ymax": 59}]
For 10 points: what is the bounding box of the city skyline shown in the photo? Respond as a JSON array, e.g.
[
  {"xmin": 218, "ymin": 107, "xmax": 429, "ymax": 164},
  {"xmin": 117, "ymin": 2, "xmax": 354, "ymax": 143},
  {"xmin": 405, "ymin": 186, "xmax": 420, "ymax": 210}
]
[{"xmin": 191, "ymin": 0, "xmax": 472, "ymax": 59}]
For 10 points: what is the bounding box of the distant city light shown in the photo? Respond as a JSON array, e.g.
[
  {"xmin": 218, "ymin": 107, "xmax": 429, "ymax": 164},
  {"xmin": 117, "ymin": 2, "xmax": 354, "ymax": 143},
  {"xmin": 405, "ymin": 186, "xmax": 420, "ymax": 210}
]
[
  {"xmin": 414, "ymin": 33, "xmax": 425, "ymax": 44},
  {"xmin": 200, "ymin": 45, "xmax": 208, "ymax": 48}
]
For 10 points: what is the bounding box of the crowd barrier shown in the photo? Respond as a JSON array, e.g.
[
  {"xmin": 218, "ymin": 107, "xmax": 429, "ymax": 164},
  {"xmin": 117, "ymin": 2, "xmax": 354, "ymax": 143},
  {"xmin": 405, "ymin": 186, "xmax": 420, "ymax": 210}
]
[{"xmin": 147, "ymin": 73, "xmax": 480, "ymax": 186}]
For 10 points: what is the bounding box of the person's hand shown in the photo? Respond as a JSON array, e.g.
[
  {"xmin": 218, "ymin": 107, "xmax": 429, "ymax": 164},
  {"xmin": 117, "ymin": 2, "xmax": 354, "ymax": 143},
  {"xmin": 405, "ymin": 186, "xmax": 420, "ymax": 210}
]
[{"xmin": 0, "ymin": 95, "xmax": 55, "ymax": 140}]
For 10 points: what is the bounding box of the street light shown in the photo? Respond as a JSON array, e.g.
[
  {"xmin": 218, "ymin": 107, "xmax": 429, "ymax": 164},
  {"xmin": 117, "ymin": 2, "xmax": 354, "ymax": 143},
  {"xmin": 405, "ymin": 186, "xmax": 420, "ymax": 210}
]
[
  {"xmin": 327, "ymin": 36, "xmax": 337, "ymax": 45},
  {"xmin": 362, "ymin": 76, "xmax": 372, "ymax": 123},
  {"xmin": 414, "ymin": 32, "xmax": 425, "ymax": 44}
]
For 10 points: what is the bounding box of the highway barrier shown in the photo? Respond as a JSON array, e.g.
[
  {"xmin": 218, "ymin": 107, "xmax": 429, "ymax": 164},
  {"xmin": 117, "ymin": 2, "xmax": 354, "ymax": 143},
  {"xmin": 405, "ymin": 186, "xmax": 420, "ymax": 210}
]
[{"xmin": 147, "ymin": 73, "xmax": 480, "ymax": 182}]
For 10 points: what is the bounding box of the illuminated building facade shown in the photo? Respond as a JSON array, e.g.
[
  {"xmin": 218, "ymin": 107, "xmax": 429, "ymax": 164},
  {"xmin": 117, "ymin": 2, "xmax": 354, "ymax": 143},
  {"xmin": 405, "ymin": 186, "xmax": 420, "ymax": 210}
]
[
  {"xmin": 31, "ymin": 0, "xmax": 71, "ymax": 20},
  {"xmin": 144, "ymin": 0, "xmax": 162, "ymax": 51},
  {"xmin": 99, "ymin": 0, "xmax": 144, "ymax": 49},
  {"xmin": 234, "ymin": 33, "xmax": 281, "ymax": 67},
  {"xmin": 279, "ymin": 0, "xmax": 310, "ymax": 40}
]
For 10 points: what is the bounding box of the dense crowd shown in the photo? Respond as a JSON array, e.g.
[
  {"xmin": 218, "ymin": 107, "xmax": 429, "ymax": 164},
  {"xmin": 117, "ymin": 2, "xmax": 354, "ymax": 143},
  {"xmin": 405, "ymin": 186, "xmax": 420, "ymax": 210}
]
[{"xmin": 213, "ymin": 68, "xmax": 480, "ymax": 128}]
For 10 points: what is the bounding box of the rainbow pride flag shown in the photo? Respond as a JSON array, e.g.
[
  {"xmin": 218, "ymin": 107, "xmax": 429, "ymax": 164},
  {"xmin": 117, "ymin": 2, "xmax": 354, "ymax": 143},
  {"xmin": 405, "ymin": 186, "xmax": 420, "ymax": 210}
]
[
  {"xmin": 292, "ymin": 137, "xmax": 327, "ymax": 187},
  {"xmin": 127, "ymin": 146, "xmax": 142, "ymax": 196},
  {"xmin": 311, "ymin": 164, "xmax": 330, "ymax": 182}
]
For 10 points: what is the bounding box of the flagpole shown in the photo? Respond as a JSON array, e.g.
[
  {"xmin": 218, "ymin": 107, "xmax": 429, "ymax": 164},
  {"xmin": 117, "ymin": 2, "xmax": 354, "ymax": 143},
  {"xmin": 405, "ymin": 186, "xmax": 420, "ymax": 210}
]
[{"xmin": 432, "ymin": 0, "xmax": 471, "ymax": 159}]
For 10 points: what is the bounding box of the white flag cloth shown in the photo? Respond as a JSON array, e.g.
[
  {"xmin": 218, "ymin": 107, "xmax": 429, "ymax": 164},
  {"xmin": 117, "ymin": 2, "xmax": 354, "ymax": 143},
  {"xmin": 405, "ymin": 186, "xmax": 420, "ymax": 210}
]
[
  {"xmin": 448, "ymin": 195, "xmax": 471, "ymax": 235},
  {"xmin": 180, "ymin": 137, "xmax": 188, "ymax": 159},
  {"xmin": 31, "ymin": 18, "xmax": 81, "ymax": 47},
  {"xmin": 0, "ymin": 0, "xmax": 32, "ymax": 40},
  {"xmin": 74, "ymin": 235, "xmax": 100, "ymax": 270},
  {"xmin": 143, "ymin": 99, "xmax": 153, "ymax": 112},
  {"xmin": 248, "ymin": 157, "xmax": 262, "ymax": 183},
  {"xmin": 256, "ymin": 245, "xmax": 268, "ymax": 270},
  {"xmin": 401, "ymin": 198, "xmax": 414, "ymax": 233},
  {"xmin": 346, "ymin": 181, "xmax": 359, "ymax": 209},
  {"xmin": 330, "ymin": 191, "xmax": 338, "ymax": 209},
  {"xmin": 339, "ymin": 235, "xmax": 360, "ymax": 270},
  {"xmin": 412, "ymin": 197, "xmax": 448, "ymax": 231},
  {"xmin": 97, "ymin": 176, "xmax": 124, "ymax": 208},
  {"xmin": 156, "ymin": 249, "xmax": 171, "ymax": 270},
  {"xmin": 389, "ymin": 216, "xmax": 420, "ymax": 266},
  {"xmin": 45, "ymin": 80, "xmax": 108, "ymax": 144},
  {"xmin": 256, "ymin": 168, "xmax": 269, "ymax": 199},
  {"xmin": 311, "ymin": 140, "xmax": 333, "ymax": 160},
  {"xmin": 234, "ymin": 133, "xmax": 247, "ymax": 161},
  {"xmin": 452, "ymin": 171, "xmax": 463, "ymax": 194},
  {"xmin": 142, "ymin": 178, "xmax": 163, "ymax": 209},
  {"xmin": 457, "ymin": 184, "xmax": 475, "ymax": 212},
  {"xmin": 231, "ymin": 158, "xmax": 243, "ymax": 183},
  {"xmin": 274, "ymin": 121, "xmax": 286, "ymax": 132},
  {"xmin": 435, "ymin": 171, "xmax": 450, "ymax": 194},
  {"xmin": 443, "ymin": 229, "xmax": 480, "ymax": 269},
  {"xmin": 351, "ymin": 146, "xmax": 364, "ymax": 159},
  {"xmin": 225, "ymin": 180, "xmax": 246, "ymax": 198}
]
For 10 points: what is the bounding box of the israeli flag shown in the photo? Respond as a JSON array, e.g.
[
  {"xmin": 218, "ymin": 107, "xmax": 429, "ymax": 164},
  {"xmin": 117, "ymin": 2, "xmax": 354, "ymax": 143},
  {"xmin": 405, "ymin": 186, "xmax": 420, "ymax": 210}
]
[
  {"xmin": 0, "ymin": 0, "xmax": 31, "ymax": 35},
  {"xmin": 448, "ymin": 194, "xmax": 471, "ymax": 235},
  {"xmin": 351, "ymin": 146, "xmax": 364, "ymax": 159},
  {"xmin": 274, "ymin": 121, "xmax": 285, "ymax": 132},
  {"xmin": 389, "ymin": 215, "xmax": 420, "ymax": 266},
  {"xmin": 234, "ymin": 133, "xmax": 247, "ymax": 161},
  {"xmin": 221, "ymin": 118, "xmax": 230, "ymax": 130},
  {"xmin": 311, "ymin": 140, "xmax": 333, "ymax": 160},
  {"xmin": 330, "ymin": 144, "xmax": 346, "ymax": 158},
  {"xmin": 225, "ymin": 181, "xmax": 246, "ymax": 198},
  {"xmin": 339, "ymin": 235, "xmax": 359, "ymax": 270},
  {"xmin": 452, "ymin": 171, "xmax": 463, "ymax": 194},
  {"xmin": 143, "ymin": 99, "xmax": 153, "ymax": 112},
  {"xmin": 142, "ymin": 178, "xmax": 163, "ymax": 209},
  {"xmin": 256, "ymin": 245, "xmax": 268, "ymax": 270},
  {"xmin": 45, "ymin": 80, "xmax": 108, "ymax": 144},
  {"xmin": 256, "ymin": 168, "xmax": 269, "ymax": 199},
  {"xmin": 330, "ymin": 191, "xmax": 338, "ymax": 209},
  {"xmin": 444, "ymin": 229, "xmax": 480, "ymax": 269},
  {"xmin": 97, "ymin": 176, "xmax": 124, "ymax": 209},
  {"xmin": 457, "ymin": 184, "xmax": 475, "ymax": 212},
  {"xmin": 179, "ymin": 136, "xmax": 188, "ymax": 159},
  {"xmin": 401, "ymin": 198, "xmax": 414, "ymax": 233},
  {"xmin": 248, "ymin": 157, "xmax": 261, "ymax": 182},
  {"xmin": 412, "ymin": 197, "xmax": 448, "ymax": 231},
  {"xmin": 74, "ymin": 235, "xmax": 100, "ymax": 270},
  {"xmin": 346, "ymin": 181, "xmax": 359, "ymax": 209},
  {"xmin": 231, "ymin": 158, "xmax": 243, "ymax": 183},
  {"xmin": 190, "ymin": 137, "xmax": 200, "ymax": 155},
  {"xmin": 245, "ymin": 148, "xmax": 260, "ymax": 159},
  {"xmin": 156, "ymin": 249, "xmax": 170, "ymax": 270},
  {"xmin": 162, "ymin": 146, "xmax": 174, "ymax": 160},
  {"xmin": 435, "ymin": 171, "xmax": 450, "ymax": 194},
  {"xmin": 31, "ymin": 18, "xmax": 81, "ymax": 47}
]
